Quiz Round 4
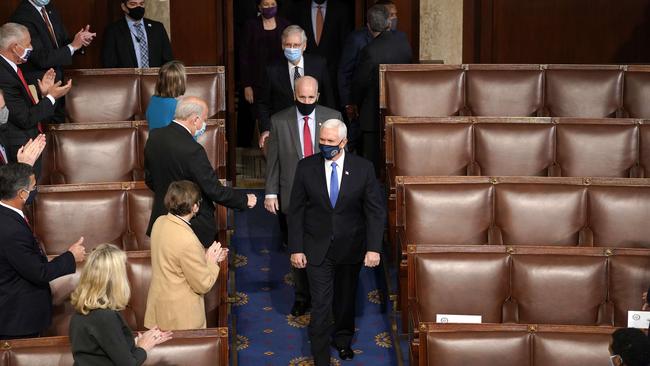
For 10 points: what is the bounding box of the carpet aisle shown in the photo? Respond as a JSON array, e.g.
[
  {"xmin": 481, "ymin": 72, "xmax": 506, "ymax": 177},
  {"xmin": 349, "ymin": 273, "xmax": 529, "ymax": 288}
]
[{"xmin": 230, "ymin": 190, "xmax": 400, "ymax": 366}]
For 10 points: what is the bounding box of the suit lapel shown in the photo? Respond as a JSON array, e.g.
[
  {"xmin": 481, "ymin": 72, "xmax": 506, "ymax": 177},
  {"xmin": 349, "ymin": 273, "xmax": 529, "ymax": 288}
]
[
  {"xmin": 0, "ymin": 58, "xmax": 32, "ymax": 102},
  {"xmin": 313, "ymin": 106, "xmax": 326, "ymax": 154},
  {"xmin": 277, "ymin": 63, "xmax": 293, "ymax": 99},
  {"xmin": 119, "ymin": 18, "xmax": 138, "ymax": 67},
  {"xmin": 317, "ymin": 156, "xmax": 333, "ymax": 209},
  {"xmin": 338, "ymin": 153, "xmax": 353, "ymax": 203},
  {"xmin": 286, "ymin": 108, "xmax": 302, "ymax": 158},
  {"xmin": 144, "ymin": 20, "xmax": 155, "ymax": 61}
]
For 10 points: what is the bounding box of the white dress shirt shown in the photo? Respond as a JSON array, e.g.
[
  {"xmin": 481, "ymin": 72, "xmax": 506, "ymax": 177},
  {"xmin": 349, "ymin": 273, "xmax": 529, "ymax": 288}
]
[
  {"xmin": 325, "ymin": 149, "xmax": 345, "ymax": 197},
  {"xmin": 172, "ymin": 120, "xmax": 192, "ymax": 136},
  {"xmin": 0, "ymin": 201, "xmax": 26, "ymax": 220},
  {"xmin": 0, "ymin": 55, "xmax": 55, "ymax": 105},
  {"xmin": 28, "ymin": 0, "xmax": 76, "ymax": 55},
  {"xmin": 311, "ymin": 0, "xmax": 328, "ymax": 40},
  {"xmin": 126, "ymin": 16, "xmax": 149, "ymax": 68},
  {"xmin": 288, "ymin": 56, "xmax": 305, "ymax": 92}
]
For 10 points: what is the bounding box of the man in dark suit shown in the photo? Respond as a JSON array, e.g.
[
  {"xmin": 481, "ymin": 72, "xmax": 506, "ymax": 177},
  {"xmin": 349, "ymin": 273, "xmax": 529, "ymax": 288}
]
[
  {"xmin": 0, "ymin": 162, "xmax": 85, "ymax": 339},
  {"xmin": 264, "ymin": 76, "xmax": 341, "ymax": 316},
  {"xmin": 102, "ymin": 0, "xmax": 173, "ymax": 68},
  {"xmin": 0, "ymin": 22, "xmax": 71, "ymax": 175},
  {"xmin": 0, "ymin": 90, "xmax": 47, "ymax": 167},
  {"xmin": 288, "ymin": 119, "xmax": 385, "ymax": 365},
  {"xmin": 290, "ymin": 0, "xmax": 352, "ymax": 104},
  {"xmin": 145, "ymin": 96, "xmax": 257, "ymax": 247},
  {"xmin": 351, "ymin": 4, "xmax": 411, "ymax": 174},
  {"xmin": 258, "ymin": 25, "xmax": 335, "ymax": 149},
  {"xmin": 10, "ymin": 0, "xmax": 96, "ymax": 122}
]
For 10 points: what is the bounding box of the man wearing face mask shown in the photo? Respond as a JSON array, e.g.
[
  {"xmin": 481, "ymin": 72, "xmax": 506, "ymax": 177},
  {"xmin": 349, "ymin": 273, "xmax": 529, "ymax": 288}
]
[
  {"xmin": 257, "ymin": 25, "xmax": 335, "ymax": 149},
  {"xmin": 102, "ymin": 0, "xmax": 173, "ymax": 68},
  {"xmin": 264, "ymin": 76, "xmax": 341, "ymax": 316},
  {"xmin": 0, "ymin": 162, "xmax": 86, "ymax": 340},
  {"xmin": 0, "ymin": 22, "xmax": 71, "ymax": 176},
  {"xmin": 288, "ymin": 119, "xmax": 385, "ymax": 365},
  {"xmin": 11, "ymin": 0, "xmax": 96, "ymax": 123},
  {"xmin": 144, "ymin": 96, "xmax": 257, "ymax": 248},
  {"xmin": 0, "ymin": 89, "xmax": 48, "ymax": 167}
]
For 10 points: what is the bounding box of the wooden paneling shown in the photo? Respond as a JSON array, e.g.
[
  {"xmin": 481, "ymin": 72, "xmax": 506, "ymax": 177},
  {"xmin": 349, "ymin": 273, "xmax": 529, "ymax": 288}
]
[
  {"xmin": 464, "ymin": 0, "xmax": 650, "ymax": 64},
  {"xmin": 169, "ymin": 0, "xmax": 224, "ymax": 66}
]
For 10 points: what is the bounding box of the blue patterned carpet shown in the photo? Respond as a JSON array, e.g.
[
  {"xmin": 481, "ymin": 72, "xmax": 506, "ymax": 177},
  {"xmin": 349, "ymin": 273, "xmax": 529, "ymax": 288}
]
[{"xmin": 231, "ymin": 190, "xmax": 400, "ymax": 366}]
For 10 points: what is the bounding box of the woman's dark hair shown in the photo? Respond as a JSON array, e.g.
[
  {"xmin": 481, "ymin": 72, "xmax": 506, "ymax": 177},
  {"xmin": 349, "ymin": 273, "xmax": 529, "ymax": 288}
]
[
  {"xmin": 155, "ymin": 60, "xmax": 186, "ymax": 98},
  {"xmin": 611, "ymin": 328, "xmax": 650, "ymax": 366},
  {"xmin": 164, "ymin": 180, "xmax": 201, "ymax": 216}
]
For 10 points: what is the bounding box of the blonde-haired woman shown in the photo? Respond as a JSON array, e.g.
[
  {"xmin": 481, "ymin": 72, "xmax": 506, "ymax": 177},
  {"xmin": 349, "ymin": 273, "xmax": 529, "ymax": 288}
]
[
  {"xmin": 69, "ymin": 244, "xmax": 172, "ymax": 365},
  {"xmin": 145, "ymin": 180, "xmax": 227, "ymax": 330}
]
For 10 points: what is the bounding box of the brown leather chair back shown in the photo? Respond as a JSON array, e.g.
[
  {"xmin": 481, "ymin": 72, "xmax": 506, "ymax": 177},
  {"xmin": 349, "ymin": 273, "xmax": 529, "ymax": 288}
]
[
  {"xmin": 466, "ymin": 68, "xmax": 544, "ymax": 116},
  {"xmin": 555, "ymin": 123, "xmax": 638, "ymax": 177},
  {"xmin": 66, "ymin": 72, "xmax": 141, "ymax": 122},
  {"xmin": 623, "ymin": 69, "xmax": 650, "ymax": 118},
  {"xmin": 588, "ymin": 186, "xmax": 650, "ymax": 248},
  {"xmin": 544, "ymin": 68, "xmax": 624, "ymax": 117},
  {"xmin": 532, "ymin": 329, "xmax": 612, "ymax": 366},
  {"xmin": 128, "ymin": 188, "xmax": 154, "ymax": 250},
  {"xmin": 608, "ymin": 255, "xmax": 650, "ymax": 327},
  {"xmin": 473, "ymin": 123, "xmax": 555, "ymax": 176},
  {"xmin": 638, "ymin": 125, "xmax": 650, "ymax": 175}
]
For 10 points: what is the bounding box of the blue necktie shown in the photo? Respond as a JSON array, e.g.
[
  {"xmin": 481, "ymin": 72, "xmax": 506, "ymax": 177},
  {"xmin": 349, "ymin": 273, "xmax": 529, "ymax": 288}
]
[
  {"xmin": 330, "ymin": 162, "xmax": 339, "ymax": 207},
  {"xmin": 133, "ymin": 22, "xmax": 149, "ymax": 68}
]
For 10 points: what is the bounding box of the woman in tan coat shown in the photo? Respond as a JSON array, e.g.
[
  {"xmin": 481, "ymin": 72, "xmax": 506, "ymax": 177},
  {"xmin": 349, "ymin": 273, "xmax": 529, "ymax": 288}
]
[{"xmin": 144, "ymin": 180, "xmax": 228, "ymax": 330}]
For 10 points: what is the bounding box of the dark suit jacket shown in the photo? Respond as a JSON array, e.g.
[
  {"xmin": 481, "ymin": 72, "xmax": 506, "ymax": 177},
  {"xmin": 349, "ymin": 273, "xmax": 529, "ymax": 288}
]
[
  {"xmin": 10, "ymin": 0, "xmax": 73, "ymax": 85},
  {"xmin": 351, "ymin": 31, "xmax": 412, "ymax": 132},
  {"xmin": 288, "ymin": 152, "xmax": 385, "ymax": 266},
  {"xmin": 144, "ymin": 122, "xmax": 248, "ymax": 247},
  {"xmin": 0, "ymin": 205, "xmax": 76, "ymax": 336},
  {"xmin": 0, "ymin": 57, "xmax": 54, "ymax": 157},
  {"xmin": 290, "ymin": 0, "xmax": 352, "ymax": 88},
  {"xmin": 101, "ymin": 17, "xmax": 173, "ymax": 68},
  {"xmin": 258, "ymin": 53, "xmax": 335, "ymax": 133}
]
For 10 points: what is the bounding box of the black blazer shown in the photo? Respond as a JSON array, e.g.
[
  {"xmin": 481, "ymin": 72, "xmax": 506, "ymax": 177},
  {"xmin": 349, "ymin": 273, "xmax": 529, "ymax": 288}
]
[
  {"xmin": 0, "ymin": 205, "xmax": 75, "ymax": 336},
  {"xmin": 288, "ymin": 152, "xmax": 385, "ymax": 266},
  {"xmin": 144, "ymin": 122, "xmax": 248, "ymax": 247},
  {"xmin": 101, "ymin": 17, "xmax": 173, "ymax": 68},
  {"xmin": 258, "ymin": 53, "xmax": 335, "ymax": 133},
  {"xmin": 0, "ymin": 57, "xmax": 55, "ymax": 156},
  {"xmin": 70, "ymin": 309, "xmax": 147, "ymax": 366},
  {"xmin": 351, "ymin": 31, "xmax": 412, "ymax": 132},
  {"xmin": 10, "ymin": 0, "xmax": 73, "ymax": 84}
]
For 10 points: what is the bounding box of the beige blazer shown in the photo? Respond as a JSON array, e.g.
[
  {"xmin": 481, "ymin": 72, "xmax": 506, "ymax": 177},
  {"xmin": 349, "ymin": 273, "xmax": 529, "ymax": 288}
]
[{"xmin": 144, "ymin": 214, "xmax": 219, "ymax": 330}]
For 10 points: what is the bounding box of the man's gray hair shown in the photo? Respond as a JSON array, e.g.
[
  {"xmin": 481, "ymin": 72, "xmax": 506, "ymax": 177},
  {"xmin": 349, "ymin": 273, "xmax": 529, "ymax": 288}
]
[
  {"xmin": 174, "ymin": 96, "xmax": 207, "ymax": 120},
  {"xmin": 367, "ymin": 4, "xmax": 390, "ymax": 33},
  {"xmin": 0, "ymin": 23, "xmax": 29, "ymax": 50},
  {"xmin": 282, "ymin": 25, "xmax": 307, "ymax": 45},
  {"xmin": 321, "ymin": 119, "xmax": 347, "ymax": 141}
]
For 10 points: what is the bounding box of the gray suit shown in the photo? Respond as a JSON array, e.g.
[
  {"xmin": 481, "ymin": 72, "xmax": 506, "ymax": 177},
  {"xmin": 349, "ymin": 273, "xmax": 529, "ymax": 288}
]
[{"xmin": 265, "ymin": 105, "xmax": 342, "ymax": 213}]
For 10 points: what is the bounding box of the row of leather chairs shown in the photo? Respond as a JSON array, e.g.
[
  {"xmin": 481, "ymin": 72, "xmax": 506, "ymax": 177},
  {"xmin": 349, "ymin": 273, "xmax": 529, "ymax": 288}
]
[
  {"xmin": 380, "ymin": 64, "xmax": 650, "ymax": 118},
  {"xmin": 414, "ymin": 323, "xmax": 616, "ymax": 366},
  {"xmin": 39, "ymin": 120, "xmax": 227, "ymax": 185},
  {"xmin": 46, "ymin": 251, "xmax": 228, "ymax": 336},
  {"xmin": 27, "ymin": 181, "xmax": 228, "ymax": 254},
  {"xmin": 0, "ymin": 328, "xmax": 228, "ymax": 365},
  {"xmin": 65, "ymin": 67, "xmax": 225, "ymax": 122}
]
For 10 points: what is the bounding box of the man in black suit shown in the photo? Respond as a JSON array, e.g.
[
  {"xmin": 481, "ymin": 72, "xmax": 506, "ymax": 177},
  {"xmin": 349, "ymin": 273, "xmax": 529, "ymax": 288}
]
[
  {"xmin": 0, "ymin": 163, "xmax": 85, "ymax": 339},
  {"xmin": 0, "ymin": 89, "xmax": 47, "ymax": 167},
  {"xmin": 144, "ymin": 96, "xmax": 257, "ymax": 247},
  {"xmin": 10, "ymin": 0, "xmax": 96, "ymax": 122},
  {"xmin": 288, "ymin": 119, "xmax": 385, "ymax": 365},
  {"xmin": 258, "ymin": 25, "xmax": 335, "ymax": 149},
  {"xmin": 0, "ymin": 22, "xmax": 71, "ymax": 175},
  {"xmin": 290, "ymin": 0, "xmax": 352, "ymax": 104},
  {"xmin": 102, "ymin": 0, "xmax": 173, "ymax": 68},
  {"xmin": 351, "ymin": 4, "xmax": 411, "ymax": 174}
]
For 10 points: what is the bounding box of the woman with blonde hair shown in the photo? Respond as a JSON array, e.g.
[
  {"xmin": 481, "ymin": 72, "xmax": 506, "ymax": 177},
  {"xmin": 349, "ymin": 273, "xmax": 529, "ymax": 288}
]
[
  {"xmin": 145, "ymin": 180, "xmax": 228, "ymax": 330},
  {"xmin": 146, "ymin": 60, "xmax": 187, "ymax": 130},
  {"xmin": 69, "ymin": 244, "xmax": 172, "ymax": 365}
]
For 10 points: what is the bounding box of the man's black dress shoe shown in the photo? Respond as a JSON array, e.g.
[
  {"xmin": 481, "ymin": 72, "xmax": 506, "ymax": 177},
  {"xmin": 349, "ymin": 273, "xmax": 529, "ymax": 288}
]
[
  {"xmin": 331, "ymin": 342, "xmax": 354, "ymax": 360},
  {"xmin": 290, "ymin": 301, "xmax": 309, "ymax": 316}
]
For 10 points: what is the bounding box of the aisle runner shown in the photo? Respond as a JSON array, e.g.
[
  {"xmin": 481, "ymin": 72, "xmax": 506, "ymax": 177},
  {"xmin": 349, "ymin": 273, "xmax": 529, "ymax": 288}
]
[{"xmin": 231, "ymin": 190, "xmax": 398, "ymax": 365}]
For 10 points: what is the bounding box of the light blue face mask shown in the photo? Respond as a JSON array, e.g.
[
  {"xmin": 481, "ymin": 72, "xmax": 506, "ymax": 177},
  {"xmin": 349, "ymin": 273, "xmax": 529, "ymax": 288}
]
[
  {"xmin": 32, "ymin": 0, "xmax": 50, "ymax": 6},
  {"xmin": 284, "ymin": 47, "xmax": 302, "ymax": 63},
  {"xmin": 194, "ymin": 121, "xmax": 207, "ymax": 141}
]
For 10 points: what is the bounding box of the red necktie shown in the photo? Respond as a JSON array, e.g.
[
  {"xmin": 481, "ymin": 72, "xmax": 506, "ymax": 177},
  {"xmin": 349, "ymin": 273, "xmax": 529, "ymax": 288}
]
[
  {"xmin": 17, "ymin": 68, "xmax": 43, "ymax": 132},
  {"xmin": 315, "ymin": 5, "xmax": 324, "ymax": 45},
  {"xmin": 303, "ymin": 116, "xmax": 313, "ymax": 157},
  {"xmin": 0, "ymin": 151, "xmax": 6, "ymax": 165}
]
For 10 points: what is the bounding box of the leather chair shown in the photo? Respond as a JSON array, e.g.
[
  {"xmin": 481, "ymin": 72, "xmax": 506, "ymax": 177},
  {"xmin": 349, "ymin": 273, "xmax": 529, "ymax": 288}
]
[
  {"xmin": 473, "ymin": 123, "xmax": 555, "ymax": 176},
  {"xmin": 531, "ymin": 327, "xmax": 612, "ymax": 366},
  {"xmin": 555, "ymin": 123, "xmax": 639, "ymax": 177},
  {"xmin": 465, "ymin": 67, "xmax": 544, "ymax": 116},
  {"xmin": 623, "ymin": 68, "xmax": 650, "ymax": 118},
  {"xmin": 127, "ymin": 188, "xmax": 154, "ymax": 250},
  {"xmin": 382, "ymin": 67, "xmax": 465, "ymax": 117},
  {"xmin": 638, "ymin": 125, "xmax": 650, "ymax": 176},
  {"xmin": 588, "ymin": 186, "xmax": 650, "ymax": 248},
  {"xmin": 544, "ymin": 68, "xmax": 624, "ymax": 118},
  {"xmin": 66, "ymin": 71, "xmax": 141, "ymax": 122},
  {"xmin": 608, "ymin": 254, "xmax": 650, "ymax": 327}
]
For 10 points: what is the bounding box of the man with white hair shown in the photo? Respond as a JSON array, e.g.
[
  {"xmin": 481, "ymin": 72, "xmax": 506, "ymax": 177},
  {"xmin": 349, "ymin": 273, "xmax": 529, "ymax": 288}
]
[
  {"xmin": 144, "ymin": 96, "xmax": 257, "ymax": 247},
  {"xmin": 288, "ymin": 118, "xmax": 385, "ymax": 365},
  {"xmin": 0, "ymin": 22, "xmax": 71, "ymax": 174},
  {"xmin": 257, "ymin": 24, "xmax": 335, "ymax": 149}
]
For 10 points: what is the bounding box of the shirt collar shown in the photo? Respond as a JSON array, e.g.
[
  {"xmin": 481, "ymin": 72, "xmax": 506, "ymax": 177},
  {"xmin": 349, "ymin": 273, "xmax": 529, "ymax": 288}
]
[
  {"xmin": 325, "ymin": 149, "xmax": 345, "ymax": 167},
  {"xmin": 288, "ymin": 56, "xmax": 305, "ymax": 70},
  {"xmin": 296, "ymin": 107, "xmax": 316, "ymax": 122},
  {"xmin": 312, "ymin": 0, "xmax": 327, "ymax": 8},
  {"xmin": 125, "ymin": 15, "xmax": 143, "ymax": 26},
  {"xmin": 172, "ymin": 120, "xmax": 193, "ymax": 136},
  {"xmin": 0, "ymin": 55, "xmax": 18, "ymax": 73},
  {"xmin": 28, "ymin": 0, "xmax": 43, "ymax": 12},
  {"xmin": 0, "ymin": 201, "xmax": 25, "ymax": 219}
]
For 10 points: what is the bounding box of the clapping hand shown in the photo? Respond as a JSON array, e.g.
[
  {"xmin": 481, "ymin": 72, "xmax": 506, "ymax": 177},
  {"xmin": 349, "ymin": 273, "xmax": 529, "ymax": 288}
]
[
  {"xmin": 205, "ymin": 241, "xmax": 228, "ymax": 264},
  {"xmin": 37, "ymin": 69, "xmax": 56, "ymax": 95},
  {"xmin": 17, "ymin": 134, "xmax": 47, "ymax": 166},
  {"xmin": 136, "ymin": 327, "xmax": 173, "ymax": 352},
  {"xmin": 71, "ymin": 25, "xmax": 96, "ymax": 50}
]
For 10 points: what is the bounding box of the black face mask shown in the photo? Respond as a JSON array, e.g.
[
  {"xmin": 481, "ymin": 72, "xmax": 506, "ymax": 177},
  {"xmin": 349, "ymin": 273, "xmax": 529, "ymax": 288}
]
[
  {"xmin": 295, "ymin": 100, "xmax": 316, "ymax": 116},
  {"xmin": 127, "ymin": 6, "xmax": 145, "ymax": 21}
]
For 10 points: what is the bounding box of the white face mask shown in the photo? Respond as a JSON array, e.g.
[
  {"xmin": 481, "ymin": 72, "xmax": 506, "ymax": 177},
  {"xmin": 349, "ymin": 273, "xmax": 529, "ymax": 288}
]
[{"xmin": 15, "ymin": 44, "xmax": 33, "ymax": 62}]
